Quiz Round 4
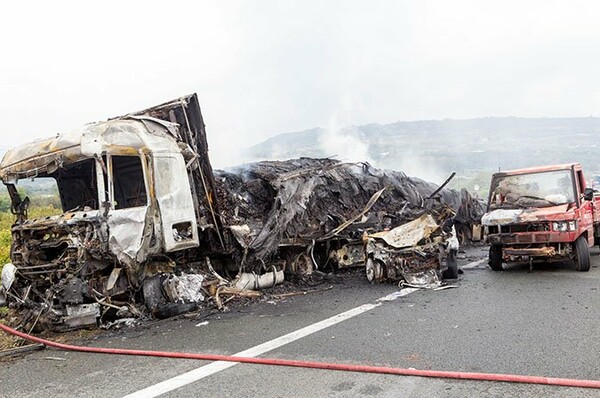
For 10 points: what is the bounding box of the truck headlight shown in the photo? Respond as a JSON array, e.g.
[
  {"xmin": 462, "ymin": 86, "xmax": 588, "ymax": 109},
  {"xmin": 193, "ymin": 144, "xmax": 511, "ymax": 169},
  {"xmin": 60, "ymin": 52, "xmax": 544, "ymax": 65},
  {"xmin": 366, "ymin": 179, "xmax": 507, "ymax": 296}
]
[
  {"xmin": 552, "ymin": 222, "xmax": 568, "ymax": 232},
  {"xmin": 552, "ymin": 221, "xmax": 576, "ymax": 232}
]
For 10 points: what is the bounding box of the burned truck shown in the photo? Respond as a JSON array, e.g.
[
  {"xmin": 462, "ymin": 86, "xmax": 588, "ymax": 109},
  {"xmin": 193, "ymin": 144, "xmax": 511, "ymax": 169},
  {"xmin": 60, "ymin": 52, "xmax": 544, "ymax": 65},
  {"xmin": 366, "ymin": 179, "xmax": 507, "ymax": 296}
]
[
  {"xmin": 0, "ymin": 94, "xmax": 484, "ymax": 330},
  {"xmin": 0, "ymin": 95, "xmax": 230, "ymax": 329}
]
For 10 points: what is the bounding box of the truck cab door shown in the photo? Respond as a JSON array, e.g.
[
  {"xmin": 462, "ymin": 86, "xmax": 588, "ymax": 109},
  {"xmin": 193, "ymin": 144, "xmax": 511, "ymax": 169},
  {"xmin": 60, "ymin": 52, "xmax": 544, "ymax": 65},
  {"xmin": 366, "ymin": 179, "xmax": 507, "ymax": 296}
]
[
  {"xmin": 106, "ymin": 155, "xmax": 154, "ymax": 265},
  {"xmin": 576, "ymin": 169, "xmax": 594, "ymax": 245},
  {"xmin": 152, "ymin": 154, "xmax": 199, "ymax": 252}
]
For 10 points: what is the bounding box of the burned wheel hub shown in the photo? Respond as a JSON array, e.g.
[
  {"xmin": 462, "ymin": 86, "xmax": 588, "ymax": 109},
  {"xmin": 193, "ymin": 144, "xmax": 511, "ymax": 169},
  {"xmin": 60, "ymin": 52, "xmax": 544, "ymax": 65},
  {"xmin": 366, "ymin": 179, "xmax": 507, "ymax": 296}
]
[{"xmin": 365, "ymin": 257, "xmax": 384, "ymax": 283}]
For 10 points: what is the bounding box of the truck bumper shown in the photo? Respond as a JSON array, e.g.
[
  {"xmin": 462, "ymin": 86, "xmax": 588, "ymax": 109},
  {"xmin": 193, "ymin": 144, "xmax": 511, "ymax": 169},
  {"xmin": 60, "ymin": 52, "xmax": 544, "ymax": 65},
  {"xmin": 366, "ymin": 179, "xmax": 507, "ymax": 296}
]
[
  {"xmin": 487, "ymin": 231, "xmax": 576, "ymax": 246},
  {"xmin": 502, "ymin": 246, "xmax": 557, "ymax": 257}
]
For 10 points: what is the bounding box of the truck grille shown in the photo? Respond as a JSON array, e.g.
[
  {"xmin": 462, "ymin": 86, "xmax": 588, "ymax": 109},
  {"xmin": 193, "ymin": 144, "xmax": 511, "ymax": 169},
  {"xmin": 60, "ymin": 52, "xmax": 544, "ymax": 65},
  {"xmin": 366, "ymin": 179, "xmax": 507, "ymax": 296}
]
[{"xmin": 488, "ymin": 223, "xmax": 550, "ymax": 234}]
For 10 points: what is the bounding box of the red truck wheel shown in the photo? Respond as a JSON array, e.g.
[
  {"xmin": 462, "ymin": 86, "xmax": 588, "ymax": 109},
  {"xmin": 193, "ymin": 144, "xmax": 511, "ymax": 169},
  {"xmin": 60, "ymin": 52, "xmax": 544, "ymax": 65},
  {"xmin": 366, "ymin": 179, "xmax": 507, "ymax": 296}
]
[
  {"xmin": 574, "ymin": 236, "xmax": 591, "ymax": 272},
  {"xmin": 489, "ymin": 245, "xmax": 503, "ymax": 271}
]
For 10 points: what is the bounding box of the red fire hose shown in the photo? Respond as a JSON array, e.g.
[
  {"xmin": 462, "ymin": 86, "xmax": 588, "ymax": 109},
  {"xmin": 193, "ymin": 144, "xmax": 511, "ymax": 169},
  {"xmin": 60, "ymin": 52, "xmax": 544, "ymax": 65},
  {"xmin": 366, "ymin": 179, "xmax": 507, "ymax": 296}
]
[{"xmin": 2, "ymin": 322, "xmax": 600, "ymax": 389}]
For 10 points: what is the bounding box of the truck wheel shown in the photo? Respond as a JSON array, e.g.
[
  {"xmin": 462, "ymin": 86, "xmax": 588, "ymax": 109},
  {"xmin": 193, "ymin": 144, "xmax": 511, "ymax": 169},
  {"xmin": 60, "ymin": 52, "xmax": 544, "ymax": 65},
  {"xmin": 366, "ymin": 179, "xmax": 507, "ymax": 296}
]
[
  {"xmin": 366, "ymin": 257, "xmax": 384, "ymax": 283},
  {"xmin": 442, "ymin": 250, "xmax": 459, "ymax": 279},
  {"xmin": 574, "ymin": 236, "xmax": 591, "ymax": 272},
  {"xmin": 489, "ymin": 245, "xmax": 503, "ymax": 271}
]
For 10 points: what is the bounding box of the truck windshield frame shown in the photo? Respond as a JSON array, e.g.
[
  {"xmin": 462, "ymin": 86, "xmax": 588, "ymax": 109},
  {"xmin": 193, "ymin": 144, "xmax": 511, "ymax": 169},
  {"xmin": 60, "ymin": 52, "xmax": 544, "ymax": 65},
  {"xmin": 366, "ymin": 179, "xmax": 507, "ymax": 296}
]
[
  {"xmin": 488, "ymin": 169, "xmax": 576, "ymax": 210},
  {"xmin": 5, "ymin": 158, "xmax": 101, "ymax": 221}
]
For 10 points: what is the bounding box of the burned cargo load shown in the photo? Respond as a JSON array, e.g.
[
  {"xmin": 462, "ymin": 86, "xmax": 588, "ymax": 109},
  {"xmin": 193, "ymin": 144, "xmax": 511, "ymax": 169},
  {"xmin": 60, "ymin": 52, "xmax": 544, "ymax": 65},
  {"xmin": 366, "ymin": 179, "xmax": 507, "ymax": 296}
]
[
  {"xmin": 0, "ymin": 93, "xmax": 484, "ymax": 331},
  {"xmin": 215, "ymin": 159, "xmax": 484, "ymax": 281}
]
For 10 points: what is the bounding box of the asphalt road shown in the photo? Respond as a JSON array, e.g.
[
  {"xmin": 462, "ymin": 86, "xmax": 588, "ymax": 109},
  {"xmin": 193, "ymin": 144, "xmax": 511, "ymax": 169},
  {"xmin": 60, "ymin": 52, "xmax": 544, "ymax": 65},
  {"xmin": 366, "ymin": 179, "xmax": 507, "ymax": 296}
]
[{"xmin": 2, "ymin": 245, "xmax": 600, "ymax": 398}]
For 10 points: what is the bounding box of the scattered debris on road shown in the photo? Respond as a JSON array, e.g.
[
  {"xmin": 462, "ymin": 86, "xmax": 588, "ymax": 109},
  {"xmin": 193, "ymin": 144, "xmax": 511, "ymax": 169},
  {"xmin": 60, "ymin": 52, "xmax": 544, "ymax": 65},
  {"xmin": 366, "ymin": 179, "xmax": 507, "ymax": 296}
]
[{"xmin": 0, "ymin": 343, "xmax": 45, "ymax": 358}]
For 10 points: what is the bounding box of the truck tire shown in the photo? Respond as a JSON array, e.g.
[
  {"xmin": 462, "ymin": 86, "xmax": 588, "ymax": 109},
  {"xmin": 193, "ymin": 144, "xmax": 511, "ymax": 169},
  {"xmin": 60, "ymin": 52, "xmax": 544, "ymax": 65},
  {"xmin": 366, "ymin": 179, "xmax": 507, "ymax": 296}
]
[
  {"xmin": 442, "ymin": 250, "xmax": 459, "ymax": 279},
  {"xmin": 574, "ymin": 236, "xmax": 591, "ymax": 272},
  {"xmin": 489, "ymin": 245, "xmax": 503, "ymax": 271}
]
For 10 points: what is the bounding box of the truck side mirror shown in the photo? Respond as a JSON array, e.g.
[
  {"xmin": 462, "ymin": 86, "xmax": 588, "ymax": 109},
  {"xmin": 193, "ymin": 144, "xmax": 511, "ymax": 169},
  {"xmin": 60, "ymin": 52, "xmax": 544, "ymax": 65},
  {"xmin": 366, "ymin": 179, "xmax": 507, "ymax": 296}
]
[{"xmin": 583, "ymin": 188, "xmax": 594, "ymax": 201}]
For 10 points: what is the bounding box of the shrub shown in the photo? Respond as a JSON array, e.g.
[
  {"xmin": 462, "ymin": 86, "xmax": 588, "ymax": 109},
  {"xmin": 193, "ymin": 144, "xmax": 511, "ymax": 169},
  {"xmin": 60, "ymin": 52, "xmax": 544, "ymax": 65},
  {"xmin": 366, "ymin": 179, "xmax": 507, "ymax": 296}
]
[{"xmin": 0, "ymin": 228, "xmax": 10, "ymax": 273}]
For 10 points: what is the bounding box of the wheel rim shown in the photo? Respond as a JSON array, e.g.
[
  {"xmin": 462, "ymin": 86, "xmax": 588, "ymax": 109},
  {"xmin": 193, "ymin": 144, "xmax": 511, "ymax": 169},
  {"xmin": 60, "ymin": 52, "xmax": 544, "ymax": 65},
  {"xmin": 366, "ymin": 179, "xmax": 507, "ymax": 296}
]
[{"xmin": 366, "ymin": 258, "xmax": 383, "ymax": 282}]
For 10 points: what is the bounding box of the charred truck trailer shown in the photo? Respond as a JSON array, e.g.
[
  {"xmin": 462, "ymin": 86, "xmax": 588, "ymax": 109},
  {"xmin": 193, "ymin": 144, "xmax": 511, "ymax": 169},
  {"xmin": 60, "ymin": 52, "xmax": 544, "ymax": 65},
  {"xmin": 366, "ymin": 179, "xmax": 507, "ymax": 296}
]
[
  {"xmin": 482, "ymin": 163, "xmax": 600, "ymax": 271},
  {"xmin": 0, "ymin": 94, "xmax": 483, "ymax": 330}
]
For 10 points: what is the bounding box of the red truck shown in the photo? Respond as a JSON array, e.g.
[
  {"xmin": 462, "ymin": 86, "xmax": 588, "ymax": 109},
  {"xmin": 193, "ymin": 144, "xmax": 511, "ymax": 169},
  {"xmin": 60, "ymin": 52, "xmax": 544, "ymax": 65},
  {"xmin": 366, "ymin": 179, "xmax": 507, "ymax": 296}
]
[{"xmin": 481, "ymin": 163, "xmax": 600, "ymax": 271}]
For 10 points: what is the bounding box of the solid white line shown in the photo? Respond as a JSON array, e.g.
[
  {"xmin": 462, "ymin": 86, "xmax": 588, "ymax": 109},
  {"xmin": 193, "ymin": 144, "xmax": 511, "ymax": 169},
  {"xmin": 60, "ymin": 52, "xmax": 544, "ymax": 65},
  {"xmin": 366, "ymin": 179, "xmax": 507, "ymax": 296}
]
[
  {"xmin": 377, "ymin": 287, "xmax": 419, "ymax": 301},
  {"xmin": 123, "ymin": 290, "xmax": 415, "ymax": 398},
  {"xmin": 461, "ymin": 258, "xmax": 487, "ymax": 269}
]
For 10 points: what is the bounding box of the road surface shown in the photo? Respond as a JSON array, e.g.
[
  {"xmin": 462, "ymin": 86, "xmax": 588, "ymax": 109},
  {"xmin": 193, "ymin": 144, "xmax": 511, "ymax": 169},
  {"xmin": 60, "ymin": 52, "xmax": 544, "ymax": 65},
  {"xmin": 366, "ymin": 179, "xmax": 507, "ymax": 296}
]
[{"xmin": 1, "ymin": 245, "xmax": 600, "ymax": 398}]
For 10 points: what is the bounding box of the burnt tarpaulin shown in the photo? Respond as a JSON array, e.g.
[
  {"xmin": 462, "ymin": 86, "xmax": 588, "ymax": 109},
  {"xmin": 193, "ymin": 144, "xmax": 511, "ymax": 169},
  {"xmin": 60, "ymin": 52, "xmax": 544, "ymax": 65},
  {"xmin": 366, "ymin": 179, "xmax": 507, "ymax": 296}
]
[{"xmin": 216, "ymin": 158, "xmax": 484, "ymax": 271}]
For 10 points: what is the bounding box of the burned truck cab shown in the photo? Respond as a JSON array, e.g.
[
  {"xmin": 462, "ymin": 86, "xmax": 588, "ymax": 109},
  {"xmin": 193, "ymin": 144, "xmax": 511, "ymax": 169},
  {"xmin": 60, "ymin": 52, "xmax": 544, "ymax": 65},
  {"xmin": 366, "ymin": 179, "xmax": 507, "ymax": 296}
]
[{"xmin": 0, "ymin": 114, "xmax": 201, "ymax": 329}]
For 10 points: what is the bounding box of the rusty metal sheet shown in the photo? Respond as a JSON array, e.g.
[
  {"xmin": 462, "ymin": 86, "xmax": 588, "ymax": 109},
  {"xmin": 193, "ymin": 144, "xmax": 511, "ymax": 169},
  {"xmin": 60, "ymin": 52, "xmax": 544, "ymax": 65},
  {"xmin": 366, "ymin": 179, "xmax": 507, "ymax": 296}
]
[
  {"xmin": 331, "ymin": 243, "xmax": 365, "ymax": 268},
  {"xmin": 369, "ymin": 214, "xmax": 439, "ymax": 249}
]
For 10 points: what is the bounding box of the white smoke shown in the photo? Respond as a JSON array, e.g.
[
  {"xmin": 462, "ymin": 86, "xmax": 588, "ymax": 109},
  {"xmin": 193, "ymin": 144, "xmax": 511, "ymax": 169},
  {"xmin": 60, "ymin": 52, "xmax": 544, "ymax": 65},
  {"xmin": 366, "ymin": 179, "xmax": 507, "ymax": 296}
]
[
  {"xmin": 318, "ymin": 115, "xmax": 374, "ymax": 164},
  {"xmin": 395, "ymin": 153, "xmax": 448, "ymax": 185}
]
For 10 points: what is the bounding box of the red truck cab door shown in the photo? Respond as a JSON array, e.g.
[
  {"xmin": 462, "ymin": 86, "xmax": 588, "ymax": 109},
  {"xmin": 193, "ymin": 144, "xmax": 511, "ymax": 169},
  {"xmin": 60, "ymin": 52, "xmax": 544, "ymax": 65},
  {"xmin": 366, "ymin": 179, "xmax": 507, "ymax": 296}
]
[{"xmin": 575, "ymin": 169, "xmax": 595, "ymax": 245}]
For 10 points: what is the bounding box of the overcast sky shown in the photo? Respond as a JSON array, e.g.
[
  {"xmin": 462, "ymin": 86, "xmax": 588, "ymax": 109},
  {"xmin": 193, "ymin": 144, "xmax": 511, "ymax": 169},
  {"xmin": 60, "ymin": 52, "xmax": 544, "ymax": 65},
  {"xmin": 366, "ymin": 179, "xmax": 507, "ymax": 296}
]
[{"xmin": 1, "ymin": 0, "xmax": 599, "ymax": 167}]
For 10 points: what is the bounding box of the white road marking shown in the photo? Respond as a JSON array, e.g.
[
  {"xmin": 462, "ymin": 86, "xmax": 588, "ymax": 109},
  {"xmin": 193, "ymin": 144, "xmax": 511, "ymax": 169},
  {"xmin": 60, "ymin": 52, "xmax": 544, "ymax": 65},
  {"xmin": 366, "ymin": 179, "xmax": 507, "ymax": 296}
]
[
  {"xmin": 461, "ymin": 258, "xmax": 487, "ymax": 269},
  {"xmin": 377, "ymin": 288, "xmax": 419, "ymax": 301},
  {"xmin": 123, "ymin": 290, "xmax": 417, "ymax": 398}
]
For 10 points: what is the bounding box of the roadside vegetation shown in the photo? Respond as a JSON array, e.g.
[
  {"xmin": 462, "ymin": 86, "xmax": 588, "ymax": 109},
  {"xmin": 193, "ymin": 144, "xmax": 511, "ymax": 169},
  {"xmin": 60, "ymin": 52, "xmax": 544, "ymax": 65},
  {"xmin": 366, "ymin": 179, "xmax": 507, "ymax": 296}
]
[{"xmin": 0, "ymin": 195, "xmax": 14, "ymax": 268}]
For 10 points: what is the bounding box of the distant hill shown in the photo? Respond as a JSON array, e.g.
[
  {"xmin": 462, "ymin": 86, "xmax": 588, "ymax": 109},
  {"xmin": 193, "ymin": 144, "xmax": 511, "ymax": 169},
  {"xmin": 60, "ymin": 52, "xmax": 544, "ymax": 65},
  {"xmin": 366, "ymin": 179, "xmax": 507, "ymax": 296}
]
[
  {"xmin": 245, "ymin": 117, "xmax": 600, "ymax": 190},
  {"xmin": 2, "ymin": 118, "xmax": 600, "ymax": 198}
]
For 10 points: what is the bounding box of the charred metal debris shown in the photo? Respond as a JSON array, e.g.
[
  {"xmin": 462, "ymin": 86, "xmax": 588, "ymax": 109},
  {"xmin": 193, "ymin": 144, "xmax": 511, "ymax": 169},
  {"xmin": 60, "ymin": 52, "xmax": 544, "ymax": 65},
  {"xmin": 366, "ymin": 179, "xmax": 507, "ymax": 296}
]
[{"xmin": 0, "ymin": 94, "xmax": 484, "ymax": 331}]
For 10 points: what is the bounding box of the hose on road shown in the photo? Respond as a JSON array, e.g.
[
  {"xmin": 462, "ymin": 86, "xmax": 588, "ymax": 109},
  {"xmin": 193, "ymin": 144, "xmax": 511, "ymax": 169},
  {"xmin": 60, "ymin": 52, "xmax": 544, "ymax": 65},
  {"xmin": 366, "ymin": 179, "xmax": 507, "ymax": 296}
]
[{"xmin": 2, "ymin": 322, "xmax": 599, "ymax": 389}]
